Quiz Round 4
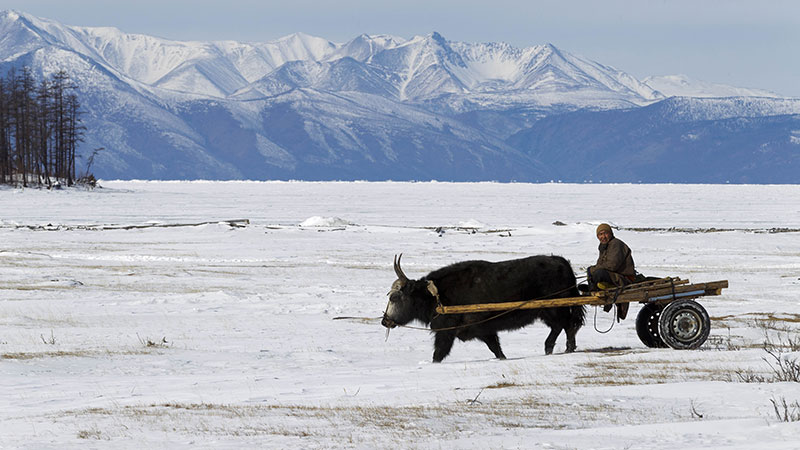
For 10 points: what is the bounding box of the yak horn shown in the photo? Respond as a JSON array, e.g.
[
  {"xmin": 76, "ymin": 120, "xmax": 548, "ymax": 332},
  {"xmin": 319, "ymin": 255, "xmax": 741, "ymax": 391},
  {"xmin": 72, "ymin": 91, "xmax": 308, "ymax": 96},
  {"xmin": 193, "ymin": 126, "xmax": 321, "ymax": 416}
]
[{"xmin": 394, "ymin": 253, "xmax": 409, "ymax": 282}]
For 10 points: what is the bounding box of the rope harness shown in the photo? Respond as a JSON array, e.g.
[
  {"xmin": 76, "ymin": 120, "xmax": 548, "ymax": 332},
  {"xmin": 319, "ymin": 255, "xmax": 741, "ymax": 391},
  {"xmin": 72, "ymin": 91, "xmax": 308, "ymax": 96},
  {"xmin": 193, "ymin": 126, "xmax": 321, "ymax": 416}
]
[{"xmin": 592, "ymin": 288, "xmax": 620, "ymax": 334}]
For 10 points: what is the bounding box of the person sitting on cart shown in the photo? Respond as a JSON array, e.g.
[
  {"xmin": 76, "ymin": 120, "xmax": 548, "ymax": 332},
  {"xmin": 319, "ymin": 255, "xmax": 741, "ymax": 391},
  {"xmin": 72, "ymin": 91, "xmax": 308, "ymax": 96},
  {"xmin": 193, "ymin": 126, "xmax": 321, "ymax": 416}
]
[{"xmin": 587, "ymin": 223, "xmax": 636, "ymax": 321}]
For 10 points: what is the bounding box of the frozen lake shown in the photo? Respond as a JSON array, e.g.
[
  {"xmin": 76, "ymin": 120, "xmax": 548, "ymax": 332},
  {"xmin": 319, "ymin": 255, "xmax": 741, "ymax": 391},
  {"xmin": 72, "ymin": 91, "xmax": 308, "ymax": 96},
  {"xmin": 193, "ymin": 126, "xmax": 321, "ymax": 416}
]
[{"xmin": 1, "ymin": 181, "xmax": 799, "ymax": 448}]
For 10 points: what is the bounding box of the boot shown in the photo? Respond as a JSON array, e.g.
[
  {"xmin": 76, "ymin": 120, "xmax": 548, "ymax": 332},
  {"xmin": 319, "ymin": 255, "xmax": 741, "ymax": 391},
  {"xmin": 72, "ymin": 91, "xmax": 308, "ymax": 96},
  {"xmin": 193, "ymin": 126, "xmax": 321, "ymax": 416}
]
[{"xmin": 616, "ymin": 302, "xmax": 629, "ymax": 321}]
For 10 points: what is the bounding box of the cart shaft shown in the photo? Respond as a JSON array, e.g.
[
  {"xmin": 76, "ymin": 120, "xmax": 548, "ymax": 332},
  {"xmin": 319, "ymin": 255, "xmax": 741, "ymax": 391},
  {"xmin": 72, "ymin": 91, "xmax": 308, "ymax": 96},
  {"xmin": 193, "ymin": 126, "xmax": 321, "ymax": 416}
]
[{"xmin": 434, "ymin": 279, "xmax": 728, "ymax": 315}]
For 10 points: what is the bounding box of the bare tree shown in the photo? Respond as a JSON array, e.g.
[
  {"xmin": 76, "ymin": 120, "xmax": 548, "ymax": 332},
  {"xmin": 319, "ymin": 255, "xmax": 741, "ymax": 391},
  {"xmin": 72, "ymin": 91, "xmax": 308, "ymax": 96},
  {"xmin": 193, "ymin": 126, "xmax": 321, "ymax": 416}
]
[
  {"xmin": 0, "ymin": 75, "xmax": 10, "ymax": 183},
  {"xmin": 0, "ymin": 67, "xmax": 86, "ymax": 187}
]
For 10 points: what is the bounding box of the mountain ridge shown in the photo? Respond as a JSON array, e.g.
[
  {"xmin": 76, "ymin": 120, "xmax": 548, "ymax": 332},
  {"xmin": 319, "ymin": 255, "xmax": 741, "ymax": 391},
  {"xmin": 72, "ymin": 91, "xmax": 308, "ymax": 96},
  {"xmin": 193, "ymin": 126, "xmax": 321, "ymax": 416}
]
[
  {"xmin": 1, "ymin": 10, "xmax": 662, "ymax": 106},
  {"xmin": 1, "ymin": 9, "xmax": 797, "ymax": 183}
]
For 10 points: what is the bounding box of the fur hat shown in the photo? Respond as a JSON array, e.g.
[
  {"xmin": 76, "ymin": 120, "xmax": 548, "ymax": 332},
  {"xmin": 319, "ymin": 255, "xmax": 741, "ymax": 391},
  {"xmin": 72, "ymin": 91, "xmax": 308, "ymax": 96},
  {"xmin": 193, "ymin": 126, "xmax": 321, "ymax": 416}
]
[{"xmin": 596, "ymin": 223, "xmax": 613, "ymax": 237}]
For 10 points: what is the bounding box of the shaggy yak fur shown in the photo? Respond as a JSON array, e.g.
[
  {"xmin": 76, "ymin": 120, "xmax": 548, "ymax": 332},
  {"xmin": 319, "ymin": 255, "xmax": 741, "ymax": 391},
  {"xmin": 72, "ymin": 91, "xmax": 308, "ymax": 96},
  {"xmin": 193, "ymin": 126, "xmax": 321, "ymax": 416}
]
[{"xmin": 382, "ymin": 255, "xmax": 585, "ymax": 362}]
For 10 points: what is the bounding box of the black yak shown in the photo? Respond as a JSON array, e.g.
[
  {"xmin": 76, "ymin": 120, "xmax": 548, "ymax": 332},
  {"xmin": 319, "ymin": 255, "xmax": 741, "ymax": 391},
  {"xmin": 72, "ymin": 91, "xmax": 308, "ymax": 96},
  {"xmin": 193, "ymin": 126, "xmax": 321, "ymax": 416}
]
[{"xmin": 382, "ymin": 254, "xmax": 585, "ymax": 362}]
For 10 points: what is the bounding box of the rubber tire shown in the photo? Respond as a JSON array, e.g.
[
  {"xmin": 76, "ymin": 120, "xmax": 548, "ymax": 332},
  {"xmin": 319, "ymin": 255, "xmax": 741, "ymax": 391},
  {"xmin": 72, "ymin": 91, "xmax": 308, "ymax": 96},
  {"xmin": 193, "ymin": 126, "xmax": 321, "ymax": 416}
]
[
  {"xmin": 658, "ymin": 299, "xmax": 711, "ymax": 350},
  {"xmin": 636, "ymin": 303, "xmax": 668, "ymax": 348}
]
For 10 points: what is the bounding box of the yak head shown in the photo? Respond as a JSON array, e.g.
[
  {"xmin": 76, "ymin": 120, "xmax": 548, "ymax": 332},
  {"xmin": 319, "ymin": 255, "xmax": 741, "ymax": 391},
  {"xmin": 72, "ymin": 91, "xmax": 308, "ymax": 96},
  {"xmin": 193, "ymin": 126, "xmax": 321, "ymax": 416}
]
[{"xmin": 381, "ymin": 254, "xmax": 439, "ymax": 329}]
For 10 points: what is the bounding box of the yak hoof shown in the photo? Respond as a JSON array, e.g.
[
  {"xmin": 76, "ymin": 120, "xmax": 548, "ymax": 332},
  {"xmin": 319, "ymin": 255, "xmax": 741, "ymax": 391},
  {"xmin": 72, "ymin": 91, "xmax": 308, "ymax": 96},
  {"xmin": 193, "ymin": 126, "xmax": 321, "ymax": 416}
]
[
  {"xmin": 566, "ymin": 341, "xmax": 577, "ymax": 353},
  {"xmin": 544, "ymin": 347, "xmax": 554, "ymax": 355}
]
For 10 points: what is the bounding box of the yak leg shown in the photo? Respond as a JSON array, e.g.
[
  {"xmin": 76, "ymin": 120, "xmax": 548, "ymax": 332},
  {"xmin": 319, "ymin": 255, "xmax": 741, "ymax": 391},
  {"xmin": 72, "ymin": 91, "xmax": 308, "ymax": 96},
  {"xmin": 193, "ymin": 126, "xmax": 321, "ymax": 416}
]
[
  {"xmin": 564, "ymin": 323, "xmax": 580, "ymax": 353},
  {"xmin": 432, "ymin": 331, "xmax": 456, "ymax": 363},
  {"xmin": 478, "ymin": 333, "xmax": 506, "ymax": 360},
  {"xmin": 564, "ymin": 306, "xmax": 584, "ymax": 353},
  {"xmin": 544, "ymin": 326, "xmax": 563, "ymax": 355}
]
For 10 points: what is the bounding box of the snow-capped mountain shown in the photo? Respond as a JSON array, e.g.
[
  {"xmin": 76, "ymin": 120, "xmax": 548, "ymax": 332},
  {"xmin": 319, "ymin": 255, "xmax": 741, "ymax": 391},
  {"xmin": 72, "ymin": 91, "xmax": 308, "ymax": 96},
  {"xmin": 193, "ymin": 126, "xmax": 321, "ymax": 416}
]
[
  {"xmin": 1, "ymin": 10, "xmax": 797, "ymax": 182},
  {"xmin": 1, "ymin": 11, "xmax": 661, "ymax": 106},
  {"xmin": 643, "ymin": 74, "xmax": 781, "ymax": 99}
]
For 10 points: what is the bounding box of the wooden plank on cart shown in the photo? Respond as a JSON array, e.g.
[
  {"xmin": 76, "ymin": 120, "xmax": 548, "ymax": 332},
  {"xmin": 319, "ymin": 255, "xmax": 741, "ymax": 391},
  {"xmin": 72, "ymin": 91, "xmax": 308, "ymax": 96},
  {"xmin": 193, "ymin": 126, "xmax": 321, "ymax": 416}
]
[
  {"xmin": 596, "ymin": 277, "xmax": 690, "ymax": 296},
  {"xmin": 603, "ymin": 280, "xmax": 729, "ymax": 304},
  {"xmin": 435, "ymin": 279, "xmax": 728, "ymax": 314}
]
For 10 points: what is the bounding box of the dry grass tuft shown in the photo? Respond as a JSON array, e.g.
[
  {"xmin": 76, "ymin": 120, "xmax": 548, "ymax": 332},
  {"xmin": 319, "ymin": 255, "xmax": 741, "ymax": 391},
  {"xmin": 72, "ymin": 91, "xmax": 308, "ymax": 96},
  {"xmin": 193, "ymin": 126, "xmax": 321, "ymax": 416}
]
[
  {"xmin": 62, "ymin": 396, "xmax": 650, "ymax": 441},
  {"xmin": 720, "ymin": 313, "xmax": 800, "ymax": 327},
  {"xmin": 771, "ymin": 397, "xmax": 800, "ymax": 422},
  {"xmin": 484, "ymin": 381, "xmax": 521, "ymax": 389},
  {"xmin": 1, "ymin": 349, "xmax": 153, "ymax": 360},
  {"xmin": 577, "ymin": 355, "xmax": 731, "ymax": 386},
  {"xmin": 762, "ymin": 314, "xmax": 800, "ymax": 324},
  {"xmin": 76, "ymin": 428, "xmax": 104, "ymax": 440},
  {"xmin": 730, "ymin": 318, "xmax": 800, "ymax": 384}
]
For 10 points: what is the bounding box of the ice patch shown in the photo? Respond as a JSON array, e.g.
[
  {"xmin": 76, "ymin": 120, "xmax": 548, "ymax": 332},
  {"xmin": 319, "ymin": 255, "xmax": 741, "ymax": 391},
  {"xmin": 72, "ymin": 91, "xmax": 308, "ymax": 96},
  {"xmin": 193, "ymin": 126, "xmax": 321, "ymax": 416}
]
[
  {"xmin": 456, "ymin": 219, "xmax": 487, "ymax": 229},
  {"xmin": 300, "ymin": 216, "xmax": 353, "ymax": 227}
]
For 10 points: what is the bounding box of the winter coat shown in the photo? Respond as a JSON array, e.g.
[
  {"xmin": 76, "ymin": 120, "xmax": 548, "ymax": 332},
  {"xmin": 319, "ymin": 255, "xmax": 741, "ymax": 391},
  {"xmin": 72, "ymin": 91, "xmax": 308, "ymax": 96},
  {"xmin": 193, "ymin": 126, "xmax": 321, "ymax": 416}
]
[{"xmin": 591, "ymin": 237, "xmax": 635, "ymax": 286}]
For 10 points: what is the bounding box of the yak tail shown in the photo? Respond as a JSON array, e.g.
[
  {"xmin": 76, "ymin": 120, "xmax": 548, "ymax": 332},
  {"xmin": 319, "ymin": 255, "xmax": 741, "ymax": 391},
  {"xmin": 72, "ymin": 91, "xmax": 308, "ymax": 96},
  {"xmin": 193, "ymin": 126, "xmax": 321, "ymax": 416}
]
[
  {"xmin": 571, "ymin": 304, "xmax": 587, "ymax": 328},
  {"xmin": 569, "ymin": 283, "xmax": 586, "ymax": 327}
]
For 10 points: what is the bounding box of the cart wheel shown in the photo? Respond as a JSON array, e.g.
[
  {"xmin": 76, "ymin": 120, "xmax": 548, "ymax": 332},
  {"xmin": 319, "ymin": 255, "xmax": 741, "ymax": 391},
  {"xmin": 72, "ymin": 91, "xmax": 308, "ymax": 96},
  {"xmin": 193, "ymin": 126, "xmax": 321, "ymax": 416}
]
[
  {"xmin": 636, "ymin": 303, "xmax": 667, "ymax": 348},
  {"xmin": 658, "ymin": 300, "xmax": 711, "ymax": 349}
]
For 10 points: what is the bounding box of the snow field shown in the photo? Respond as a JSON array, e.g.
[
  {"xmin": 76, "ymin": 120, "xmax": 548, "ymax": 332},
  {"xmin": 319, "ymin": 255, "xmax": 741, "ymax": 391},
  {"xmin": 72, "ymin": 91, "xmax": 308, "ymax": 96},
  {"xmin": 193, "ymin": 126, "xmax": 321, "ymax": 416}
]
[{"xmin": 1, "ymin": 181, "xmax": 799, "ymax": 448}]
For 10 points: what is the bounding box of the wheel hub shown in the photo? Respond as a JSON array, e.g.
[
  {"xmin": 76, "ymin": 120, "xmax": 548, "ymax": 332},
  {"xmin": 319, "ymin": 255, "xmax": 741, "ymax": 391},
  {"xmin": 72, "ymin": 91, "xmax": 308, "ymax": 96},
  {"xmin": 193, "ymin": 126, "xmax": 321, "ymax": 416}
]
[{"xmin": 672, "ymin": 311, "xmax": 700, "ymax": 341}]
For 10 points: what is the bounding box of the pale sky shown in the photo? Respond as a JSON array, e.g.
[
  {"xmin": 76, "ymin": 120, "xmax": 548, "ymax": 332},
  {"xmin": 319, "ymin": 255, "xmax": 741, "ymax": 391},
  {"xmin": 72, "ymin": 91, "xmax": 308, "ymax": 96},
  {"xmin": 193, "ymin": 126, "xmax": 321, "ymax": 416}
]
[{"xmin": 2, "ymin": 0, "xmax": 799, "ymax": 96}]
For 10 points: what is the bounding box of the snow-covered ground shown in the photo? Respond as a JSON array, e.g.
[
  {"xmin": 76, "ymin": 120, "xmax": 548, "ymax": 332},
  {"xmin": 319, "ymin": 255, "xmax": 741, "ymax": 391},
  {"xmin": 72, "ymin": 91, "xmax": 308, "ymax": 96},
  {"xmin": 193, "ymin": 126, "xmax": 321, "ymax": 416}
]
[{"xmin": 1, "ymin": 181, "xmax": 799, "ymax": 449}]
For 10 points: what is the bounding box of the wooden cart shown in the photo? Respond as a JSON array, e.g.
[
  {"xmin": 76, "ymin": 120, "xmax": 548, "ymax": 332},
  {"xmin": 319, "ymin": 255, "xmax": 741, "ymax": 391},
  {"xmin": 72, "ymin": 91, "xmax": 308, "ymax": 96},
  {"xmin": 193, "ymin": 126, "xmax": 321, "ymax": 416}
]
[{"xmin": 434, "ymin": 277, "xmax": 729, "ymax": 349}]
